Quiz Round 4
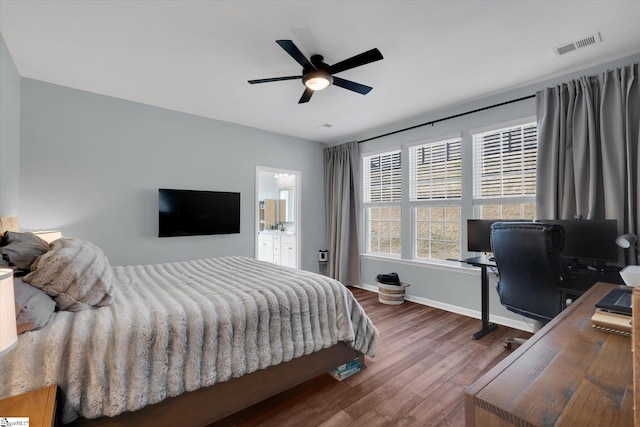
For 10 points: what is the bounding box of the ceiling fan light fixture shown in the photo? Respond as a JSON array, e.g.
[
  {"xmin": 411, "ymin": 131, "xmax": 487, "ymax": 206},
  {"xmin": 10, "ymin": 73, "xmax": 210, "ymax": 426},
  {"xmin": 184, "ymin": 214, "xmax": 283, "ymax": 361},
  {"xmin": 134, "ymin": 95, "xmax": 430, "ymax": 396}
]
[
  {"xmin": 303, "ymin": 71, "xmax": 333, "ymax": 91},
  {"xmin": 249, "ymin": 40, "xmax": 383, "ymax": 103}
]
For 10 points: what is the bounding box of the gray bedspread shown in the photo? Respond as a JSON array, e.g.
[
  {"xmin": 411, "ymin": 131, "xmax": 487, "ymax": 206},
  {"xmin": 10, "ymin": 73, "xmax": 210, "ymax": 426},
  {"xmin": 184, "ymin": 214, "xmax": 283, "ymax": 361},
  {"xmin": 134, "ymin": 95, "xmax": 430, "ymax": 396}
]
[{"xmin": 0, "ymin": 256, "xmax": 378, "ymax": 423}]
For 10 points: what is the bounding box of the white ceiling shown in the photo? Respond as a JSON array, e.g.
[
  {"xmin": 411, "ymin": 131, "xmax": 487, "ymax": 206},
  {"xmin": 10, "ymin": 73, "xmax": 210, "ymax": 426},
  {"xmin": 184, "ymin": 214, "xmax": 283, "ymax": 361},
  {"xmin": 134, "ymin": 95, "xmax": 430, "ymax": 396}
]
[{"xmin": 1, "ymin": 1, "xmax": 639, "ymax": 145}]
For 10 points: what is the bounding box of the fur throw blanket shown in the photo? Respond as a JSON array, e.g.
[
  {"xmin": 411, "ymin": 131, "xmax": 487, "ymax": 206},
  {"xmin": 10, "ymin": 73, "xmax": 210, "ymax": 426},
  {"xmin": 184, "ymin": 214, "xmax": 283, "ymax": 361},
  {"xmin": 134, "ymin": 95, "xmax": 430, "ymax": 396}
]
[{"xmin": 1, "ymin": 256, "xmax": 378, "ymax": 423}]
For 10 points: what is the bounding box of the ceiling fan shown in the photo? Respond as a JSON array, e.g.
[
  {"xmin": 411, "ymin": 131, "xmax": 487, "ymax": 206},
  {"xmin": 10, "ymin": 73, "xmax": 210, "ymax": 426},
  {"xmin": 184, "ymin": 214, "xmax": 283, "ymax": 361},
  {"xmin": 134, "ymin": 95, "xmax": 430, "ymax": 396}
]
[{"xmin": 248, "ymin": 40, "xmax": 383, "ymax": 104}]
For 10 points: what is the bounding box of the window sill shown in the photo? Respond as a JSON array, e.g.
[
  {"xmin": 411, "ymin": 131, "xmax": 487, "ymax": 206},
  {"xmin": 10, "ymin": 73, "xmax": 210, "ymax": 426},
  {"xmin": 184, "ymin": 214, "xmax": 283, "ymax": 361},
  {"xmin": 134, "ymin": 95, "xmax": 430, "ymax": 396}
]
[{"xmin": 360, "ymin": 253, "xmax": 480, "ymax": 275}]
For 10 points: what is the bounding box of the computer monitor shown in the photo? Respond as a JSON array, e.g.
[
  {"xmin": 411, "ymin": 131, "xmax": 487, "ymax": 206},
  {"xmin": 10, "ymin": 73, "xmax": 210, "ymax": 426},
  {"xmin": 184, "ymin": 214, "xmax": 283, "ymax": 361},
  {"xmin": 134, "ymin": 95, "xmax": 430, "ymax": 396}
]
[
  {"xmin": 537, "ymin": 219, "xmax": 619, "ymax": 265},
  {"xmin": 467, "ymin": 219, "xmax": 529, "ymax": 253}
]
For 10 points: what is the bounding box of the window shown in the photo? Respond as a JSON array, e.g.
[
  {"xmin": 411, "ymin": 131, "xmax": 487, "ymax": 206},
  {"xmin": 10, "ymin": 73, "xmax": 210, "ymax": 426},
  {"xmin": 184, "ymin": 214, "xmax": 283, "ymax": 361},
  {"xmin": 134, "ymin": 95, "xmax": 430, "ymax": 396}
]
[
  {"xmin": 472, "ymin": 122, "xmax": 537, "ymax": 220},
  {"xmin": 363, "ymin": 150, "xmax": 402, "ymax": 255},
  {"xmin": 361, "ymin": 117, "xmax": 538, "ymax": 264},
  {"xmin": 410, "ymin": 138, "xmax": 462, "ymax": 260}
]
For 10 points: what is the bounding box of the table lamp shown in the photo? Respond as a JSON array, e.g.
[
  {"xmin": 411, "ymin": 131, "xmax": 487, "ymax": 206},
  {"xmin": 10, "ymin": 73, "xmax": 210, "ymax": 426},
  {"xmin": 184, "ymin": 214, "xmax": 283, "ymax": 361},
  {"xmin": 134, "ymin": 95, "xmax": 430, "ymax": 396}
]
[
  {"xmin": 616, "ymin": 233, "xmax": 638, "ymax": 250},
  {"xmin": 0, "ymin": 268, "xmax": 17, "ymax": 355},
  {"xmin": 616, "ymin": 233, "xmax": 640, "ymax": 286},
  {"xmin": 33, "ymin": 230, "xmax": 63, "ymax": 244}
]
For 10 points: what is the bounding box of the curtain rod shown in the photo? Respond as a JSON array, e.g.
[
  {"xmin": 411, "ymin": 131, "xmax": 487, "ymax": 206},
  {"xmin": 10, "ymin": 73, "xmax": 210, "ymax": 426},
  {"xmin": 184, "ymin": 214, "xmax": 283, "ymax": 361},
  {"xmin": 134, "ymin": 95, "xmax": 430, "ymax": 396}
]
[{"xmin": 358, "ymin": 94, "xmax": 536, "ymax": 144}]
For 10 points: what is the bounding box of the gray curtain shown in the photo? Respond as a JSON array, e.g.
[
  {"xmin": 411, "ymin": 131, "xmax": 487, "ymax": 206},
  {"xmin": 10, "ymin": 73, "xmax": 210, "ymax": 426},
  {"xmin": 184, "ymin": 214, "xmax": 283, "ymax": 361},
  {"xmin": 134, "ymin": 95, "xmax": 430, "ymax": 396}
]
[
  {"xmin": 536, "ymin": 63, "xmax": 639, "ymax": 263},
  {"xmin": 324, "ymin": 141, "xmax": 360, "ymax": 285}
]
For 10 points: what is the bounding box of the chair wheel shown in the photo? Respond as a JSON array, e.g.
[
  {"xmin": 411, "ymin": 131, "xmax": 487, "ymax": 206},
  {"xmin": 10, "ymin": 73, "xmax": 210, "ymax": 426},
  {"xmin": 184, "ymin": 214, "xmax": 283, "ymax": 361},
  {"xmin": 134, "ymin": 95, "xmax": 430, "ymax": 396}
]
[{"xmin": 504, "ymin": 342, "xmax": 512, "ymax": 350}]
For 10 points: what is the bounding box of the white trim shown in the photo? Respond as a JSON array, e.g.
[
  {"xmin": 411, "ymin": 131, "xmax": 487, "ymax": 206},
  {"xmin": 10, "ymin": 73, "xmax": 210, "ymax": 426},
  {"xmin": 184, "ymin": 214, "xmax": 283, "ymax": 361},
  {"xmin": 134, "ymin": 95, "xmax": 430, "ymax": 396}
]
[
  {"xmin": 472, "ymin": 196, "xmax": 536, "ymax": 205},
  {"xmin": 409, "ymin": 199, "xmax": 462, "ymax": 208},
  {"xmin": 469, "ymin": 115, "xmax": 537, "ymax": 136},
  {"xmin": 362, "ymin": 201, "xmax": 402, "ymax": 208},
  {"xmin": 359, "ymin": 146, "xmax": 402, "ymax": 158},
  {"xmin": 255, "ymin": 166, "xmax": 302, "ymax": 269},
  {"xmin": 352, "ymin": 283, "xmax": 534, "ymax": 333},
  {"xmin": 404, "ymin": 132, "xmax": 463, "ymax": 149}
]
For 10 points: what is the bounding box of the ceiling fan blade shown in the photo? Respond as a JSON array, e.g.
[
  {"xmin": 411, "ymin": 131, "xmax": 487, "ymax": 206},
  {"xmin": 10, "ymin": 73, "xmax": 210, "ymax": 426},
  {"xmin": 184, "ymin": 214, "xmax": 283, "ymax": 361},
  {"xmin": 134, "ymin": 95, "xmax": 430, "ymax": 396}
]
[
  {"xmin": 328, "ymin": 48, "xmax": 383, "ymax": 75},
  {"xmin": 248, "ymin": 76, "xmax": 301, "ymax": 84},
  {"xmin": 298, "ymin": 88, "xmax": 314, "ymax": 104},
  {"xmin": 276, "ymin": 40, "xmax": 312, "ymax": 68},
  {"xmin": 332, "ymin": 76, "xmax": 373, "ymax": 95}
]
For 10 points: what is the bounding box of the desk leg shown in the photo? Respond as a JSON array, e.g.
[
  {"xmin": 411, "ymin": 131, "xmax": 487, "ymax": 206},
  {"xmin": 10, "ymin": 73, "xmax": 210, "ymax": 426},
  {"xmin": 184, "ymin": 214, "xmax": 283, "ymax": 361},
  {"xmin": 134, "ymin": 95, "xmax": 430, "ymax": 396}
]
[{"xmin": 472, "ymin": 265, "xmax": 497, "ymax": 340}]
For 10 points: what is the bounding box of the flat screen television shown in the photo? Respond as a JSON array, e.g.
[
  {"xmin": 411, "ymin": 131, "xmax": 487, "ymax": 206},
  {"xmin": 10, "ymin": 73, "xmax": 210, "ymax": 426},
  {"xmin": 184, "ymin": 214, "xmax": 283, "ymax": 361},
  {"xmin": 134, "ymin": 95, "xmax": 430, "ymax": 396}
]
[{"xmin": 158, "ymin": 188, "xmax": 240, "ymax": 237}]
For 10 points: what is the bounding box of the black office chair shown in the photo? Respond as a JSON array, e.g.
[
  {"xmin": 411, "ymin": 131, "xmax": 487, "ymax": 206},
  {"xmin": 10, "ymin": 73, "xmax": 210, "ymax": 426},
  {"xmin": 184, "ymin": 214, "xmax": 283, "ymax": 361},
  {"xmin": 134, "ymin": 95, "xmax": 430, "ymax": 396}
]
[{"xmin": 490, "ymin": 222, "xmax": 570, "ymax": 349}]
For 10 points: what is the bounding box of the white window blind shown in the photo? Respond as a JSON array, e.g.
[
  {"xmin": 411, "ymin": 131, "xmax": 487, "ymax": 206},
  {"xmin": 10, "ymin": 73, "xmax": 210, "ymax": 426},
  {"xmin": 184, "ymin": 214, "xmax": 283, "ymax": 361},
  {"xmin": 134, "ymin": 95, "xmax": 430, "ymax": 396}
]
[
  {"xmin": 472, "ymin": 123, "xmax": 537, "ymax": 199},
  {"xmin": 363, "ymin": 150, "xmax": 402, "ymax": 256},
  {"xmin": 409, "ymin": 138, "xmax": 462, "ymax": 201},
  {"xmin": 363, "ymin": 150, "xmax": 402, "ymax": 203},
  {"xmin": 409, "ymin": 138, "xmax": 462, "ymax": 261}
]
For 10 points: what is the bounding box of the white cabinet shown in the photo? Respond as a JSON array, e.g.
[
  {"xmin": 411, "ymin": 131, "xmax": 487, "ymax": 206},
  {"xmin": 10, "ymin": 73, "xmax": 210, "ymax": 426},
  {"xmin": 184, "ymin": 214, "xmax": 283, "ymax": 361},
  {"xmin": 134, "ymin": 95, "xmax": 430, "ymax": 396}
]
[
  {"xmin": 257, "ymin": 232, "xmax": 296, "ymax": 268},
  {"xmin": 258, "ymin": 233, "xmax": 274, "ymax": 263},
  {"xmin": 280, "ymin": 235, "xmax": 297, "ymax": 268},
  {"xmin": 273, "ymin": 233, "xmax": 281, "ymax": 265}
]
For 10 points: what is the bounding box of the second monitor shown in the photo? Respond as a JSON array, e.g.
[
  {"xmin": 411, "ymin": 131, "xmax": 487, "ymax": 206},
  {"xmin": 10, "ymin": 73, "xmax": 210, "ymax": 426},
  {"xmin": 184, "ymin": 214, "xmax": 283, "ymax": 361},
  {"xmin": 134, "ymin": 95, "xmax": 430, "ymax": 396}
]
[
  {"xmin": 467, "ymin": 219, "xmax": 619, "ymax": 266},
  {"xmin": 538, "ymin": 219, "xmax": 618, "ymax": 265},
  {"xmin": 467, "ymin": 219, "xmax": 525, "ymax": 253}
]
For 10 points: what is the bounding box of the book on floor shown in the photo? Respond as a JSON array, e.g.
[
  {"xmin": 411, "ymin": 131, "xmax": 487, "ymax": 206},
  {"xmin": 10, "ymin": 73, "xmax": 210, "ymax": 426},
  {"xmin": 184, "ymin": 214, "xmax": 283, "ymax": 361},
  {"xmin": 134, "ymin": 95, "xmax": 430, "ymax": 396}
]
[
  {"xmin": 327, "ymin": 364, "xmax": 361, "ymax": 381},
  {"xmin": 328, "ymin": 357, "xmax": 362, "ymax": 380},
  {"xmin": 333, "ymin": 358, "xmax": 360, "ymax": 373}
]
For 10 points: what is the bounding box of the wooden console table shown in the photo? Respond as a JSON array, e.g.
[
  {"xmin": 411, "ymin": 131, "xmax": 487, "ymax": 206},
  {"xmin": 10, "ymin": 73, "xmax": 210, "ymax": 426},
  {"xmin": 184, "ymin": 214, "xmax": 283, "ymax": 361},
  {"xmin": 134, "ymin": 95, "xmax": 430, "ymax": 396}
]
[{"xmin": 465, "ymin": 282, "xmax": 633, "ymax": 426}]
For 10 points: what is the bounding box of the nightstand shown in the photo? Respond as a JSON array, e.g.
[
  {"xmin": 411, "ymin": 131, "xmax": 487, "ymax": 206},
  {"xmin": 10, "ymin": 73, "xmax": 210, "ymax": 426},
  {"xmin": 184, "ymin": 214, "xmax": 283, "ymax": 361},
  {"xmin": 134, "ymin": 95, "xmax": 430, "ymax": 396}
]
[{"xmin": 0, "ymin": 385, "xmax": 57, "ymax": 427}]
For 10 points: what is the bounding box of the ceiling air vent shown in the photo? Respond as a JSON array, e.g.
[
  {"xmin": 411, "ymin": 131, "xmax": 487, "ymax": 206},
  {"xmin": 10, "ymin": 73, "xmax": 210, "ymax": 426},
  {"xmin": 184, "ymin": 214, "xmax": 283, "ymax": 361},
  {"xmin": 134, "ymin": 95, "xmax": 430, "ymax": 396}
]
[
  {"xmin": 553, "ymin": 32, "xmax": 602, "ymax": 55},
  {"xmin": 317, "ymin": 123, "xmax": 333, "ymax": 129}
]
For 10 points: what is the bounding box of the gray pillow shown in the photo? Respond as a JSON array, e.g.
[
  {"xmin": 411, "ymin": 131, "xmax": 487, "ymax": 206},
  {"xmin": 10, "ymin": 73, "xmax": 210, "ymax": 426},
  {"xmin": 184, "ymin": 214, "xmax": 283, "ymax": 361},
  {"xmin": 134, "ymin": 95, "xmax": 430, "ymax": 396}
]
[
  {"xmin": 24, "ymin": 238, "xmax": 114, "ymax": 311},
  {"xmin": 14, "ymin": 277, "xmax": 56, "ymax": 334},
  {"xmin": 1, "ymin": 231, "xmax": 50, "ymax": 270}
]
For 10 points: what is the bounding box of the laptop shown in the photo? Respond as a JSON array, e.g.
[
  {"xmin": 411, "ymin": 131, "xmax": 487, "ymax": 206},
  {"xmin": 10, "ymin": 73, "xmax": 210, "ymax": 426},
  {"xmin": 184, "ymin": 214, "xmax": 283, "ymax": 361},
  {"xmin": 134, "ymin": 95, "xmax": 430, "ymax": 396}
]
[{"xmin": 595, "ymin": 288, "xmax": 632, "ymax": 315}]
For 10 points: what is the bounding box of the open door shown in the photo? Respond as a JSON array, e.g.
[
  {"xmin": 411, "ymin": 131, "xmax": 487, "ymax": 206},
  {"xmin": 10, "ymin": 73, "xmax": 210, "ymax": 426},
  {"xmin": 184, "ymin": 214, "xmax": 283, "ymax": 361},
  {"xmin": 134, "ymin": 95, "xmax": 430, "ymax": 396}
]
[{"xmin": 255, "ymin": 166, "xmax": 301, "ymax": 269}]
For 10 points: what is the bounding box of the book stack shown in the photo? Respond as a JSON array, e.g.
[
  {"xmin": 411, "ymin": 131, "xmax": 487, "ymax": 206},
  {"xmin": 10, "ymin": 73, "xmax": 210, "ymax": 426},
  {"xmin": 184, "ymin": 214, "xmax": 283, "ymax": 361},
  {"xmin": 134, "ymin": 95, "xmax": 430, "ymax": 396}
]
[
  {"xmin": 591, "ymin": 309, "xmax": 632, "ymax": 337},
  {"xmin": 327, "ymin": 357, "xmax": 361, "ymax": 381}
]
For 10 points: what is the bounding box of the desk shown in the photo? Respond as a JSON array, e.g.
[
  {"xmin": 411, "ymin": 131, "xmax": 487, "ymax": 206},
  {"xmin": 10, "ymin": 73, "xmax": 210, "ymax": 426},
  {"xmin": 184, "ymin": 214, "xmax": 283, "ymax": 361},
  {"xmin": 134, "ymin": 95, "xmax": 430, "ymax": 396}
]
[
  {"xmin": 461, "ymin": 256, "xmax": 497, "ymax": 340},
  {"xmin": 462, "ymin": 256, "xmax": 622, "ymax": 340},
  {"xmin": 465, "ymin": 282, "xmax": 633, "ymax": 426}
]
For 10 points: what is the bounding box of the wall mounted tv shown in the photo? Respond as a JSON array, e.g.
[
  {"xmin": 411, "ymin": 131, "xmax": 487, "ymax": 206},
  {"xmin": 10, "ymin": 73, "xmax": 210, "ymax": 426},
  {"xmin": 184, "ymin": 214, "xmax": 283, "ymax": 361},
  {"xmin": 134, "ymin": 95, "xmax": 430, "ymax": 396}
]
[{"xmin": 158, "ymin": 188, "xmax": 240, "ymax": 237}]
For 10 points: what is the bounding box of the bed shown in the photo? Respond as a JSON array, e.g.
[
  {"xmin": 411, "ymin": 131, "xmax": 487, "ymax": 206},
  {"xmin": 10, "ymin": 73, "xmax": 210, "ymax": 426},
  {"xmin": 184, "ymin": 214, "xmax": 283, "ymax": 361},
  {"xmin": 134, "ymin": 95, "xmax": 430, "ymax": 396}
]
[{"xmin": 0, "ymin": 235, "xmax": 378, "ymax": 426}]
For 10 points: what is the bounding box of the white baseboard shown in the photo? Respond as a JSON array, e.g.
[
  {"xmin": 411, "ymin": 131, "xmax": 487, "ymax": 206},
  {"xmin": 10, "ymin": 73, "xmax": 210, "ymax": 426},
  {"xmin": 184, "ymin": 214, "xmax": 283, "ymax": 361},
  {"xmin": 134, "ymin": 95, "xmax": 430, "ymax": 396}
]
[{"xmin": 352, "ymin": 283, "xmax": 534, "ymax": 333}]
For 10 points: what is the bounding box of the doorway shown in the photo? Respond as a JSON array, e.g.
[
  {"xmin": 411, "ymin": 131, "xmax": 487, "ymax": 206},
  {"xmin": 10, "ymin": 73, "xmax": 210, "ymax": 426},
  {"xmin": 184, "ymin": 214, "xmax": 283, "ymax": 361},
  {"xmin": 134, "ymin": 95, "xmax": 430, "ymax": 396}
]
[{"xmin": 255, "ymin": 166, "xmax": 301, "ymax": 269}]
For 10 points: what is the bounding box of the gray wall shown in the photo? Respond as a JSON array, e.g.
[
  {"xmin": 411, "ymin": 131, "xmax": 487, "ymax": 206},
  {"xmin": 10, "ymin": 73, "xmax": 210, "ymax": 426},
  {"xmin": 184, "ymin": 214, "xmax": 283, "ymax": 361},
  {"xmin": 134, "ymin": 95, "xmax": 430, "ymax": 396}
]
[
  {"xmin": 355, "ymin": 52, "xmax": 640, "ymax": 329},
  {"xmin": 19, "ymin": 79, "xmax": 327, "ymax": 269},
  {"xmin": 0, "ymin": 33, "xmax": 21, "ymax": 216}
]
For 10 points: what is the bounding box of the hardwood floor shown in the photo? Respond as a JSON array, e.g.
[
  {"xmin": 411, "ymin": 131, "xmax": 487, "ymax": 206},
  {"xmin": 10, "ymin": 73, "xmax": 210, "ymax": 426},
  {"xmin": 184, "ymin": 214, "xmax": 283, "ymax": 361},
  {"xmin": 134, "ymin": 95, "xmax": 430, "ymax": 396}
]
[{"xmin": 210, "ymin": 287, "xmax": 532, "ymax": 426}]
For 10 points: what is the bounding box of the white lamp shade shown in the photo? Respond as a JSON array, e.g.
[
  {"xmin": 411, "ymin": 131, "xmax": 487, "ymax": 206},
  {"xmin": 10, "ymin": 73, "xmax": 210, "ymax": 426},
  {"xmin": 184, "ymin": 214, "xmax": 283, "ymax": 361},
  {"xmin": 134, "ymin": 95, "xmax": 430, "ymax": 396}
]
[
  {"xmin": 33, "ymin": 230, "xmax": 63, "ymax": 244},
  {"xmin": 620, "ymin": 265, "xmax": 640, "ymax": 287},
  {"xmin": 0, "ymin": 268, "xmax": 17, "ymax": 354}
]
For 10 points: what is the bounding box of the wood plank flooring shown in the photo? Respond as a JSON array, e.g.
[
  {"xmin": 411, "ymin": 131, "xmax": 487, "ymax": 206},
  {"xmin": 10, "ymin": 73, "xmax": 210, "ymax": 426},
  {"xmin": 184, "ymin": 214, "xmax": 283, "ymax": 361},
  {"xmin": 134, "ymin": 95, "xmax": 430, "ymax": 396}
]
[{"xmin": 210, "ymin": 287, "xmax": 531, "ymax": 426}]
